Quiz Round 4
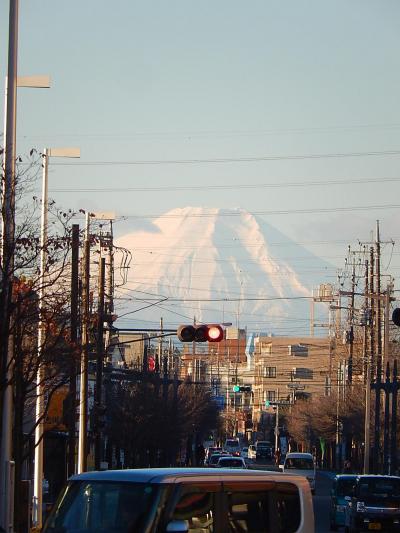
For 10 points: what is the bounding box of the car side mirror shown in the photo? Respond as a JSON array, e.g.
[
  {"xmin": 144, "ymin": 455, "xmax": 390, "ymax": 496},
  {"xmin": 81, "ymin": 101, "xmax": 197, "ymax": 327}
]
[{"xmin": 166, "ymin": 519, "xmax": 189, "ymax": 532}]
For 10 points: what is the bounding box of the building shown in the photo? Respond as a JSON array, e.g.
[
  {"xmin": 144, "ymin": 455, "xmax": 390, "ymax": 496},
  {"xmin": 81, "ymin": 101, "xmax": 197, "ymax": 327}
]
[{"xmin": 252, "ymin": 335, "xmax": 332, "ymax": 437}]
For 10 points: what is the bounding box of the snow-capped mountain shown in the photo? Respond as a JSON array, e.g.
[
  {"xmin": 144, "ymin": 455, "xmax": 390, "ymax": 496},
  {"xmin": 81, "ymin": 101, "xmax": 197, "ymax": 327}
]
[{"xmin": 116, "ymin": 207, "xmax": 332, "ymax": 333}]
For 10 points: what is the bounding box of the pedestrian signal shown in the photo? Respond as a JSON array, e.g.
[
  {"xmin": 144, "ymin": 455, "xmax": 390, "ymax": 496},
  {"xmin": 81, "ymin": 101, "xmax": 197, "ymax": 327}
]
[{"xmin": 177, "ymin": 324, "xmax": 224, "ymax": 343}]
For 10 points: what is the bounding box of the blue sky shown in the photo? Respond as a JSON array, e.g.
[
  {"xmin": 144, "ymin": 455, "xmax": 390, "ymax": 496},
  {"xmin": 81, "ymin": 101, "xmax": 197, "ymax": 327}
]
[{"xmin": 1, "ymin": 0, "xmax": 400, "ymax": 276}]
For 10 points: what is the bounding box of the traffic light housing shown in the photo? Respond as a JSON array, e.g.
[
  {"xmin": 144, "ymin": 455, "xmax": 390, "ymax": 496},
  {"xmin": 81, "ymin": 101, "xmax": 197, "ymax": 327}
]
[
  {"xmin": 177, "ymin": 324, "xmax": 224, "ymax": 343},
  {"xmin": 233, "ymin": 385, "xmax": 252, "ymax": 393}
]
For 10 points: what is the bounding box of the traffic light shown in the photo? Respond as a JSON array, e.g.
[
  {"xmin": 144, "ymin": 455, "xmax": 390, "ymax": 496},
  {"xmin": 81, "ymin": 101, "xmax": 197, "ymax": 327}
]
[
  {"xmin": 233, "ymin": 385, "xmax": 252, "ymax": 393},
  {"xmin": 265, "ymin": 400, "xmax": 270, "ymax": 407},
  {"xmin": 177, "ymin": 324, "xmax": 224, "ymax": 342},
  {"xmin": 393, "ymin": 308, "xmax": 400, "ymax": 327}
]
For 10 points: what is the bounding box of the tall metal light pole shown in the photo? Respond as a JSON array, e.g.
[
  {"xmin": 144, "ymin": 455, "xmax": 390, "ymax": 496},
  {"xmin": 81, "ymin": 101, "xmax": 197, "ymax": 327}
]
[
  {"xmin": 0, "ymin": 3, "xmax": 51, "ymax": 530},
  {"xmin": 0, "ymin": 4, "xmax": 19, "ymax": 529},
  {"xmin": 32, "ymin": 147, "xmax": 80, "ymax": 530}
]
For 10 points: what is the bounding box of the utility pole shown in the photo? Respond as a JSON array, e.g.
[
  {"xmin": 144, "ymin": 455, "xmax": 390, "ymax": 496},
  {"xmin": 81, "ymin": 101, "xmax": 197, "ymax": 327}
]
[
  {"xmin": 77, "ymin": 213, "xmax": 90, "ymax": 474},
  {"xmin": 374, "ymin": 223, "xmax": 382, "ymax": 473},
  {"xmin": 94, "ymin": 257, "xmax": 105, "ymax": 470},
  {"xmin": 363, "ymin": 259, "xmax": 371, "ymax": 474},
  {"xmin": 348, "ymin": 260, "xmax": 356, "ymax": 384},
  {"xmin": 274, "ymin": 403, "xmax": 280, "ymax": 452},
  {"xmin": 68, "ymin": 224, "xmax": 79, "ymax": 477},
  {"xmin": 0, "ymin": 2, "xmax": 18, "ymax": 529}
]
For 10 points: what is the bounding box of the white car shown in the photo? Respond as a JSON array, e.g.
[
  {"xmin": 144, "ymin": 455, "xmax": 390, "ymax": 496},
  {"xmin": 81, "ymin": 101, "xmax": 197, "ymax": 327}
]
[{"xmin": 216, "ymin": 456, "xmax": 248, "ymax": 469}]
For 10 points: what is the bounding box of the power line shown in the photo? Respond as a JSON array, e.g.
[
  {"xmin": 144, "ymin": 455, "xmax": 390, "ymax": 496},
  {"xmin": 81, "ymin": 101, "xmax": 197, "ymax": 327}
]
[
  {"xmin": 50, "ymin": 149, "xmax": 400, "ymax": 166},
  {"xmin": 49, "ymin": 176, "xmax": 400, "ymax": 193},
  {"xmin": 117, "ymin": 203, "xmax": 400, "ymax": 220}
]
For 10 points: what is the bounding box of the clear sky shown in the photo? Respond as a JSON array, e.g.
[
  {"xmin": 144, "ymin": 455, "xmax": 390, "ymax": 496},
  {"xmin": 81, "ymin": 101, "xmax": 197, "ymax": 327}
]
[{"xmin": 1, "ymin": 0, "xmax": 400, "ymax": 280}]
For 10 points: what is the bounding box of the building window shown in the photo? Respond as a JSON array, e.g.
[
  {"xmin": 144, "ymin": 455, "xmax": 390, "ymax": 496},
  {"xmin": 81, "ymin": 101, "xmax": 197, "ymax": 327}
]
[
  {"xmin": 288, "ymin": 344, "xmax": 308, "ymax": 357},
  {"xmin": 292, "ymin": 367, "xmax": 313, "ymax": 380},
  {"xmin": 263, "ymin": 366, "xmax": 277, "ymax": 378},
  {"xmin": 260, "ymin": 342, "xmax": 272, "ymax": 356},
  {"xmin": 263, "ymin": 390, "xmax": 276, "ymax": 402}
]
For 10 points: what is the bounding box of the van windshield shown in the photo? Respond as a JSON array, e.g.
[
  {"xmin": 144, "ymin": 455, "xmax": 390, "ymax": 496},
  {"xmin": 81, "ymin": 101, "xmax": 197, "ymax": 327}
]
[
  {"xmin": 43, "ymin": 481, "xmax": 157, "ymax": 533},
  {"xmin": 285, "ymin": 458, "xmax": 314, "ymax": 470}
]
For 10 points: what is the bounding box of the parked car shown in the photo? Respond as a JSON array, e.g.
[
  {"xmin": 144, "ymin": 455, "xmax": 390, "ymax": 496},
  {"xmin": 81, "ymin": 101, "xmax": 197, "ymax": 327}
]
[
  {"xmin": 344, "ymin": 475, "xmax": 400, "ymax": 532},
  {"xmin": 216, "ymin": 456, "xmax": 248, "ymax": 469},
  {"xmin": 248, "ymin": 444, "xmax": 257, "ymax": 460},
  {"xmin": 224, "ymin": 438, "xmax": 241, "ymax": 456},
  {"xmin": 42, "ymin": 468, "xmax": 315, "ymax": 532},
  {"xmin": 282, "ymin": 452, "xmax": 316, "ymax": 494},
  {"xmin": 329, "ymin": 474, "xmax": 358, "ymax": 530}
]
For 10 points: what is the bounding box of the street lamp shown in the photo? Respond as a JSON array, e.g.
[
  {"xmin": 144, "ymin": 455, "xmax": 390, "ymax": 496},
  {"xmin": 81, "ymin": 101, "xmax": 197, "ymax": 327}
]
[
  {"xmin": 0, "ymin": 70, "xmax": 51, "ymax": 532},
  {"xmin": 32, "ymin": 147, "xmax": 80, "ymax": 529}
]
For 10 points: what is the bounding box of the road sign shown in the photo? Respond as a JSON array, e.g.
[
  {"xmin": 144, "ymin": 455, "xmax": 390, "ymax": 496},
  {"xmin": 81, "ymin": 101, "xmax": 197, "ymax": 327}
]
[
  {"xmin": 287, "ymin": 383, "xmax": 305, "ymax": 390},
  {"xmin": 268, "ymin": 400, "xmax": 292, "ymax": 406}
]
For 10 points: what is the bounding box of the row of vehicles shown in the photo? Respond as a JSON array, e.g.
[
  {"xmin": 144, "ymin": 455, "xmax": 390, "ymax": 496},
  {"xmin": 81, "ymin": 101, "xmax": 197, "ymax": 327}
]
[{"xmin": 330, "ymin": 474, "xmax": 400, "ymax": 532}]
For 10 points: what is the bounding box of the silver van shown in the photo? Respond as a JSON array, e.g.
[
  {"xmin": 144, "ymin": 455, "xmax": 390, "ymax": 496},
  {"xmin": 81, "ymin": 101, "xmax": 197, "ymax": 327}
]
[
  {"xmin": 282, "ymin": 452, "xmax": 316, "ymax": 495},
  {"xmin": 42, "ymin": 467, "xmax": 314, "ymax": 532}
]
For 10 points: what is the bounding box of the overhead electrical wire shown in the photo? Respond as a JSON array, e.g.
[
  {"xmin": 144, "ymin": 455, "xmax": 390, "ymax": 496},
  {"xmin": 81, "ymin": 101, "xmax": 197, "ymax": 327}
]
[
  {"xmin": 50, "ymin": 149, "xmax": 400, "ymax": 166},
  {"xmin": 117, "ymin": 203, "xmax": 400, "ymax": 219},
  {"xmin": 49, "ymin": 176, "xmax": 400, "ymax": 193}
]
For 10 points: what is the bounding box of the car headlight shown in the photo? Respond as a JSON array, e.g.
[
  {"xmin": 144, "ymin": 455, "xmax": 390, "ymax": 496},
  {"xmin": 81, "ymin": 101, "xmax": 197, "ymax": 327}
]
[{"xmin": 356, "ymin": 501, "xmax": 365, "ymax": 512}]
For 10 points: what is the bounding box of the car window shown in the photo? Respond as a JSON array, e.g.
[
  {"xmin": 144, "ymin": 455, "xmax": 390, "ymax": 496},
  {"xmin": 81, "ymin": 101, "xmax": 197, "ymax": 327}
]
[
  {"xmin": 222, "ymin": 481, "xmax": 300, "ymax": 533},
  {"xmin": 43, "ymin": 481, "xmax": 157, "ymax": 533},
  {"xmin": 336, "ymin": 478, "xmax": 356, "ymax": 497},
  {"xmin": 357, "ymin": 478, "xmax": 400, "ymax": 502},
  {"xmin": 218, "ymin": 458, "xmax": 244, "ymax": 468},
  {"xmin": 276, "ymin": 482, "xmax": 301, "ymax": 533},
  {"xmin": 285, "ymin": 458, "xmax": 314, "ymax": 470},
  {"xmin": 171, "ymin": 483, "xmax": 219, "ymax": 533}
]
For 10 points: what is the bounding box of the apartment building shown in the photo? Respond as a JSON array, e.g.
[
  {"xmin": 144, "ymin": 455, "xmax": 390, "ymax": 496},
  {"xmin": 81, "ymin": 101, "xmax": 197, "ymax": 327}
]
[{"xmin": 252, "ymin": 335, "xmax": 332, "ymax": 429}]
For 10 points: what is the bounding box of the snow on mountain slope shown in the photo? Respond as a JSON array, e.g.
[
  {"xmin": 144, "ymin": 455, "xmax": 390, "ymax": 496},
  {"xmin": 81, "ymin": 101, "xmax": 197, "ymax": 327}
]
[{"xmin": 116, "ymin": 207, "xmax": 332, "ymax": 333}]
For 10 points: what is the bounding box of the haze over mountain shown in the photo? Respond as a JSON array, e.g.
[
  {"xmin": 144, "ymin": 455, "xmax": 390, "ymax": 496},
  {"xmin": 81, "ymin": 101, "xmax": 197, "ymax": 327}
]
[{"xmin": 116, "ymin": 207, "xmax": 333, "ymax": 334}]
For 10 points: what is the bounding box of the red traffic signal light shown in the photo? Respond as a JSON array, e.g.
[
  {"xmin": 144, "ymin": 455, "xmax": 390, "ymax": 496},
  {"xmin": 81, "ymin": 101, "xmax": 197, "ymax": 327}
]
[{"xmin": 177, "ymin": 324, "xmax": 224, "ymax": 343}]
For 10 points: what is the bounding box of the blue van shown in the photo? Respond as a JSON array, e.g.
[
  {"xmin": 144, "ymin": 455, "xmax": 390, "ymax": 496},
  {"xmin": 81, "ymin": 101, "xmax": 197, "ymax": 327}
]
[{"xmin": 330, "ymin": 474, "xmax": 358, "ymax": 530}]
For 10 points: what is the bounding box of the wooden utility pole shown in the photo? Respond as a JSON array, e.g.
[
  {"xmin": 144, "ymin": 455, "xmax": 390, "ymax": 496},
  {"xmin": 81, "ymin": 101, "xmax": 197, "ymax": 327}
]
[
  {"xmin": 77, "ymin": 213, "xmax": 90, "ymax": 473},
  {"xmin": 67, "ymin": 224, "xmax": 79, "ymax": 476},
  {"xmin": 94, "ymin": 257, "xmax": 105, "ymax": 470},
  {"xmin": 374, "ymin": 223, "xmax": 382, "ymax": 473},
  {"xmin": 363, "ymin": 259, "xmax": 371, "ymax": 474}
]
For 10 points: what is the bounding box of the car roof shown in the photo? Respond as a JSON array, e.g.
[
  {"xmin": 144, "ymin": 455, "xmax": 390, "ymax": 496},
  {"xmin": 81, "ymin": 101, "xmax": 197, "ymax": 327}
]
[
  {"xmin": 69, "ymin": 467, "xmax": 294, "ymax": 484},
  {"xmin": 285, "ymin": 452, "xmax": 313, "ymax": 459},
  {"xmin": 356, "ymin": 475, "xmax": 400, "ymax": 481}
]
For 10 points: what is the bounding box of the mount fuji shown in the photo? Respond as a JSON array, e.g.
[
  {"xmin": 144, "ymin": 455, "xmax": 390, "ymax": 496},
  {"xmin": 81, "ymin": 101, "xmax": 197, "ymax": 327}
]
[{"xmin": 116, "ymin": 207, "xmax": 333, "ymax": 334}]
